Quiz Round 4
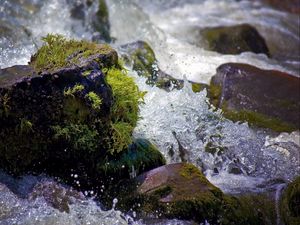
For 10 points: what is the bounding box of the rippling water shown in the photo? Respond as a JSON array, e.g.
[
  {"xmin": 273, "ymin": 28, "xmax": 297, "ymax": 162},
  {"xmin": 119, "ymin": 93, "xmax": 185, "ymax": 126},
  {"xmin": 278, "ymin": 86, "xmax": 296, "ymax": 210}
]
[{"xmin": 0, "ymin": 0, "xmax": 299, "ymax": 224}]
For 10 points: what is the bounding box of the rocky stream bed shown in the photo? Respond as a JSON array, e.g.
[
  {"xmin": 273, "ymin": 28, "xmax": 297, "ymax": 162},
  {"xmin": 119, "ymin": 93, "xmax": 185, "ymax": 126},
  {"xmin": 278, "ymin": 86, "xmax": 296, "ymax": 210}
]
[{"xmin": 0, "ymin": 0, "xmax": 299, "ymax": 225}]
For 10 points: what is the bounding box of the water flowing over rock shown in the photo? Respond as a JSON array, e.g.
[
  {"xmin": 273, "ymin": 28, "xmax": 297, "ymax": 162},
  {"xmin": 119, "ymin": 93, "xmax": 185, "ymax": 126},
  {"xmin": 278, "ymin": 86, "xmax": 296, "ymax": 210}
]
[
  {"xmin": 116, "ymin": 163, "xmax": 277, "ymax": 224},
  {"xmin": 119, "ymin": 40, "xmax": 183, "ymax": 91},
  {"xmin": 0, "ymin": 36, "xmax": 165, "ymax": 192},
  {"xmin": 209, "ymin": 63, "xmax": 300, "ymax": 132}
]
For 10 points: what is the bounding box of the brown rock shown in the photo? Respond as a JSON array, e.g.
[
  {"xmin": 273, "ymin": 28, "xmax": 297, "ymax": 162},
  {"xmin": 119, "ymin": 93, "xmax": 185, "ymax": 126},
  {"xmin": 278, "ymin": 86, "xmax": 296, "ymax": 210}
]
[{"xmin": 209, "ymin": 63, "xmax": 300, "ymax": 131}]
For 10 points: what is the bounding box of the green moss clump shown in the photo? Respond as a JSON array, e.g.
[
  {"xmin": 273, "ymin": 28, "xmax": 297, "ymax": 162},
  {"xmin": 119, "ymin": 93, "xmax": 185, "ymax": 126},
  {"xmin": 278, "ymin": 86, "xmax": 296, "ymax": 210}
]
[
  {"xmin": 0, "ymin": 93, "xmax": 10, "ymax": 117},
  {"xmin": 208, "ymin": 83, "xmax": 222, "ymax": 107},
  {"xmin": 208, "ymin": 83, "xmax": 296, "ymax": 132},
  {"xmin": 30, "ymin": 34, "xmax": 112, "ymax": 72},
  {"xmin": 281, "ymin": 177, "xmax": 300, "ymax": 225},
  {"xmin": 64, "ymin": 84, "xmax": 84, "ymax": 97},
  {"xmin": 63, "ymin": 97, "xmax": 90, "ymax": 123},
  {"xmin": 106, "ymin": 67, "xmax": 146, "ymax": 154},
  {"xmin": 85, "ymin": 91, "xmax": 102, "ymax": 110},
  {"xmin": 52, "ymin": 124, "xmax": 99, "ymax": 152},
  {"xmin": 98, "ymin": 138, "xmax": 166, "ymax": 177},
  {"xmin": 19, "ymin": 118, "xmax": 33, "ymax": 134},
  {"xmin": 223, "ymin": 109, "xmax": 297, "ymax": 132}
]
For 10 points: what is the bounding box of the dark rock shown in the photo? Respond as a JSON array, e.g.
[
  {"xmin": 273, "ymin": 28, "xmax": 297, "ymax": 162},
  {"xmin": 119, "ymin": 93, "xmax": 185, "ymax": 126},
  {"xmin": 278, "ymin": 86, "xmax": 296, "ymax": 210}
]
[
  {"xmin": 29, "ymin": 180, "xmax": 85, "ymax": 213},
  {"xmin": 201, "ymin": 24, "xmax": 270, "ymax": 56},
  {"xmin": 115, "ymin": 163, "xmax": 274, "ymax": 224},
  {"xmin": 208, "ymin": 63, "xmax": 300, "ymax": 132},
  {"xmin": 120, "ymin": 41, "xmax": 184, "ymax": 91},
  {"xmin": 0, "ymin": 61, "xmax": 113, "ymax": 175},
  {"xmin": 97, "ymin": 139, "xmax": 166, "ymax": 180},
  {"xmin": 257, "ymin": 0, "xmax": 300, "ymax": 14},
  {"xmin": 280, "ymin": 176, "xmax": 300, "ymax": 225}
]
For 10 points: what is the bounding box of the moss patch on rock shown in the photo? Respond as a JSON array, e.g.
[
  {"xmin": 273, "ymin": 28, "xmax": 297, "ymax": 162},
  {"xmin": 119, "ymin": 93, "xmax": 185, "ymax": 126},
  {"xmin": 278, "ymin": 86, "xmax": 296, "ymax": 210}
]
[
  {"xmin": 201, "ymin": 24, "xmax": 270, "ymax": 56},
  {"xmin": 208, "ymin": 63, "xmax": 300, "ymax": 132},
  {"xmin": 30, "ymin": 34, "xmax": 113, "ymax": 72},
  {"xmin": 116, "ymin": 163, "xmax": 275, "ymax": 224},
  {"xmin": 120, "ymin": 41, "xmax": 183, "ymax": 91},
  {"xmin": 0, "ymin": 35, "xmax": 164, "ymax": 190},
  {"xmin": 280, "ymin": 177, "xmax": 300, "ymax": 225},
  {"xmin": 105, "ymin": 67, "xmax": 146, "ymax": 154}
]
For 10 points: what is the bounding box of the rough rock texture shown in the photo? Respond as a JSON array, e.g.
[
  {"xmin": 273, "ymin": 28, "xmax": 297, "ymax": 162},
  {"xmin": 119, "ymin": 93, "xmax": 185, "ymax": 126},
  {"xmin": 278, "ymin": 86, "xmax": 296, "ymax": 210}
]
[
  {"xmin": 201, "ymin": 24, "xmax": 270, "ymax": 56},
  {"xmin": 209, "ymin": 63, "xmax": 300, "ymax": 132},
  {"xmin": 280, "ymin": 177, "xmax": 300, "ymax": 225},
  {"xmin": 116, "ymin": 163, "xmax": 274, "ymax": 224},
  {"xmin": 29, "ymin": 180, "xmax": 85, "ymax": 213},
  {"xmin": 0, "ymin": 36, "xmax": 165, "ymax": 189},
  {"xmin": 0, "ymin": 44, "xmax": 117, "ymax": 174},
  {"xmin": 120, "ymin": 40, "xmax": 184, "ymax": 91}
]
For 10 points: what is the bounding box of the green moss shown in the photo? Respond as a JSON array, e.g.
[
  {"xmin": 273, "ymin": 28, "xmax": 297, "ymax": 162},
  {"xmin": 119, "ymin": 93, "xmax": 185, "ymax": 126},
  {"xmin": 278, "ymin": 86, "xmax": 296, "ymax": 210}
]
[
  {"xmin": 85, "ymin": 91, "xmax": 102, "ymax": 110},
  {"xmin": 208, "ymin": 83, "xmax": 222, "ymax": 107},
  {"xmin": 63, "ymin": 97, "xmax": 90, "ymax": 123},
  {"xmin": 180, "ymin": 163, "xmax": 212, "ymax": 186},
  {"xmin": 19, "ymin": 118, "xmax": 33, "ymax": 134},
  {"xmin": 223, "ymin": 109, "xmax": 297, "ymax": 132},
  {"xmin": 0, "ymin": 93, "xmax": 10, "ymax": 117},
  {"xmin": 82, "ymin": 70, "xmax": 92, "ymax": 77},
  {"xmin": 208, "ymin": 83, "xmax": 296, "ymax": 132},
  {"xmin": 30, "ymin": 34, "xmax": 113, "ymax": 72},
  {"xmin": 98, "ymin": 138, "xmax": 166, "ymax": 177},
  {"xmin": 64, "ymin": 84, "xmax": 84, "ymax": 97},
  {"xmin": 281, "ymin": 177, "xmax": 300, "ymax": 225},
  {"xmin": 93, "ymin": 0, "xmax": 110, "ymax": 42},
  {"xmin": 106, "ymin": 67, "xmax": 146, "ymax": 154},
  {"xmin": 52, "ymin": 124, "xmax": 99, "ymax": 152}
]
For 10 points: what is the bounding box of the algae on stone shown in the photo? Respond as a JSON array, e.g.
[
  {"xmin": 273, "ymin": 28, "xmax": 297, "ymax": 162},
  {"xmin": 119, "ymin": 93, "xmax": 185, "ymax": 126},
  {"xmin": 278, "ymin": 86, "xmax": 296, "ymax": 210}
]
[
  {"xmin": 106, "ymin": 67, "xmax": 146, "ymax": 154},
  {"xmin": 280, "ymin": 177, "xmax": 300, "ymax": 225},
  {"xmin": 30, "ymin": 34, "xmax": 113, "ymax": 72}
]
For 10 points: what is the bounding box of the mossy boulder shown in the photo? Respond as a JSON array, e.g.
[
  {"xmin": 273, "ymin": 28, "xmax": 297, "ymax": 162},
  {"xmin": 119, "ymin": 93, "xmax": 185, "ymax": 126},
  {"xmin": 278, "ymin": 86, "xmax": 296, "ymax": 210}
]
[
  {"xmin": 208, "ymin": 63, "xmax": 300, "ymax": 132},
  {"xmin": 0, "ymin": 35, "xmax": 162, "ymax": 187},
  {"xmin": 280, "ymin": 177, "xmax": 300, "ymax": 225},
  {"xmin": 201, "ymin": 24, "xmax": 270, "ymax": 56},
  {"xmin": 120, "ymin": 40, "xmax": 183, "ymax": 91},
  {"xmin": 99, "ymin": 139, "xmax": 166, "ymax": 180},
  {"xmin": 114, "ymin": 163, "xmax": 274, "ymax": 224}
]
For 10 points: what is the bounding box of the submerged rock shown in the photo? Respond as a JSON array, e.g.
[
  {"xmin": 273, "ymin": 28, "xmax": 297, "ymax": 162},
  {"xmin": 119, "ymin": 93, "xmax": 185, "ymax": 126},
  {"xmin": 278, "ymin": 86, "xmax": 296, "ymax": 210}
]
[
  {"xmin": 201, "ymin": 24, "xmax": 270, "ymax": 56},
  {"xmin": 120, "ymin": 40, "xmax": 184, "ymax": 91},
  {"xmin": 280, "ymin": 176, "xmax": 300, "ymax": 225},
  {"xmin": 208, "ymin": 63, "xmax": 300, "ymax": 132},
  {"xmin": 29, "ymin": 180, "xmax": 85, "ymax": 213},
  {"xmin": 0, "ymin": 35, "xmax": 163, "ymax": 187},
  {"xmin": 92, "ymin": 0, "xmax": 111, "ymax": 42},
  {"xmin": 116, "ymin": 163, "xmax": 274, "ymax": 224}
]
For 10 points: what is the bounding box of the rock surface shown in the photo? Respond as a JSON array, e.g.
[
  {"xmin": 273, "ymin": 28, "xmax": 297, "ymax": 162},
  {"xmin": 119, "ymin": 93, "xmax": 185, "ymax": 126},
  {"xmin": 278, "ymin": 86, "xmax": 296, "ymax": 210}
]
[
  {"xmin": 0, "ymin": 35, "xmax": 165, "ymax": 189},
  {"xmin": 209, "ymin": 63, "xmax": 300, "ymax": 132},
  {"xmin": 120, "ymin": 41, "xmax": 183, "ymax": 91},
  {"xmin": 115, "ymin": 163, "xmax": 274, "ymax": 224},
  {"xmin": 257, "ymin": 0, "xmax": 300, "ymax": 14},
  {"xmin": 280, "ymin": 176, "xmax": 300, "ymax": 225},
  {"xmin": 201, "ymin": 24, "xmax": 270, "ymax": 56},
  {"xmin": 29, "ymin": 180, "xmax": 85, "ymax": 213}
]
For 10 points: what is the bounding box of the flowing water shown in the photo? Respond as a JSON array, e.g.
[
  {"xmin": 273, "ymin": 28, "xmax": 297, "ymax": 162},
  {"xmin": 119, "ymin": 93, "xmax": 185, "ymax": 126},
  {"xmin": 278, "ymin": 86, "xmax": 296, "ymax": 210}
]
[{"xmin": 0, "ymin": 0, "xmax": 299, "ymax": 224}]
